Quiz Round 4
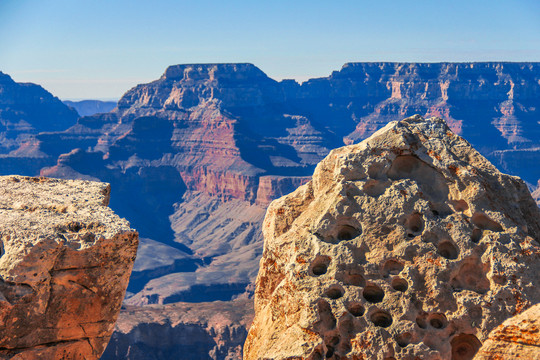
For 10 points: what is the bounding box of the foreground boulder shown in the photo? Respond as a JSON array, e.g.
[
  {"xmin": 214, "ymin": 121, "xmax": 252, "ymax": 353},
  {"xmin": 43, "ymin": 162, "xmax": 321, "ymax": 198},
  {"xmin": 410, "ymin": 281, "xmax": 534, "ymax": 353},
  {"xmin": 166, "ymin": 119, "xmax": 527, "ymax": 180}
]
[
  {"xmin": 473, "ymin": 303, "xmax": 540, "ymax": 359},
  {"xmin": 0, "ymin": 176, "xmax": 138, "ymax": 359},
  {"xmin": 244, "ymin": 116, "xmax": 540, "ymax": 360}
]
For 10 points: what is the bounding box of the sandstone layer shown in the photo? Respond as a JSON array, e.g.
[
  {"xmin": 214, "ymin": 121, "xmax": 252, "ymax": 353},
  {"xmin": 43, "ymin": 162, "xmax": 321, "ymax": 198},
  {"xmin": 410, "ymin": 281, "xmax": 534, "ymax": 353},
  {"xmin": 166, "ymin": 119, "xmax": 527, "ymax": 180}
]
[
  {"xmin": 0, "ymin": 176, "xmax": 138, "ymax": 359},
  {"xmin": 102, "ymin": 299, "xmax": 254, "ymax": 360},
  {"xmin": 473, "ymin": 303, "xmax": 540, "ymax": 359},
  {"xmin": 244, "ymin": 116, "xmax": 540, "ymax": 360}
]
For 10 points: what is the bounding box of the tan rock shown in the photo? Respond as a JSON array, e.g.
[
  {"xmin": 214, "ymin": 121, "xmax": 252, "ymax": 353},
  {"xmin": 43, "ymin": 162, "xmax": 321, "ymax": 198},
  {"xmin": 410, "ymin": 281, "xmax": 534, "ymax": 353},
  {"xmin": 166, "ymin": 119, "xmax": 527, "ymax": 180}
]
[
  {"xmin": 244, "ymin": 116, "xmax": 540, "ymax": 360},
  {"xmin": 473, "ymin": 303, "xmax": 540, "ymax": 359},
  {"xmin": 0, "ymin": 176, "xmax": 138, "ymax": 359}
]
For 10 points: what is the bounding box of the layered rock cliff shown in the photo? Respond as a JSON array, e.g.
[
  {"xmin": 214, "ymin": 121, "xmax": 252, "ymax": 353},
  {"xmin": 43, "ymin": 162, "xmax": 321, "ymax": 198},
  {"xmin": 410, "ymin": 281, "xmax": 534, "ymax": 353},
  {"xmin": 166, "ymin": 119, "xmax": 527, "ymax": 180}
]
[
  {"xmin": 0, "ymin": 176, "xmax": 138, "ymax": 359},
  {"xmin": 102, "ymin": 299, "xmax": 254, "ymax": 360},
  {"xmin": 244, "ymin": 116, "xmax": 540, "ymax": 359}
]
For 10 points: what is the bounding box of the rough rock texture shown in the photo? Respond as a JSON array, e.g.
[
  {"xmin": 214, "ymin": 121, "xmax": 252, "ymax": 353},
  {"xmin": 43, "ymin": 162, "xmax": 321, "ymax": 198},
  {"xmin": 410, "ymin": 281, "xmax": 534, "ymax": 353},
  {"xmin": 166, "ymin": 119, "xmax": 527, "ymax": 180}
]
[
  {"xmin": 245, "ymin": 116, "xmax": 540, "ymax": 360},
  {"xmin": 0, "ymin": 175, "xmax": 138, "ymax": 359},
  {"xmin": 473, "ymin": 303, "xmax": 540, "ymax": 359},
  {"xmin": 101, "ymin": 299, "xmax": 254, "ymax": 360}
]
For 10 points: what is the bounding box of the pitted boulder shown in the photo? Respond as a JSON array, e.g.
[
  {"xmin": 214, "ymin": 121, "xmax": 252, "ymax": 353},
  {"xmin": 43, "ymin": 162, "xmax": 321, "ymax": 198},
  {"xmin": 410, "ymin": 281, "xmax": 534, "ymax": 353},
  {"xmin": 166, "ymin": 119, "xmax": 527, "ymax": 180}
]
[{"xmin": 244, "ymin": 116, "xmax": 540, "ymax": 360}]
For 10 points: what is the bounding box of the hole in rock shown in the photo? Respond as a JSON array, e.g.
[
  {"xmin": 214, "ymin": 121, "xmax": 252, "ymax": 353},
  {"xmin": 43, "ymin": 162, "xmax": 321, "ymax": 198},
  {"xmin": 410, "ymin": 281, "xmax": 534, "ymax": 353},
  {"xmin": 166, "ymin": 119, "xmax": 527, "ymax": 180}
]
[
  {"xmin": 370, "ymin": 310, "xmax": 393, "ymax": 328},
  {"xmin": 471, "ymin": 212, "xmax": 503, "ymax": 232},
  {"xmin": 395, "ymin": 332, "xmax": 412, "ymax": 347},
  {"xmin": 336, "ymin": 266, "xmax": 365, "ymax": 287},
  {"xmin": 430, "ymin": 202, "xmax": 453, "ymax": 217},
  {"xmin": 387, "ymin": 155, "xmax": 449, "ymax": 201},
  {"xmin": 471, "ymin": 228, "xmax": 483, "ymax": 243},
  {"xmin": 383, "ymin": 259, "xmax": 404, "ymax": 277},
  {"xmin": 325, "ymin": 346, "xmax": 334, "ymax": 358},
  {"xmin": 311, "ymin": 256, "xmax": 331, "ymax": 276},
  {"xmin": 347, "ymin": 302, "xmax": 365, "ymax": 317},
  {"xmin": 451, "ymin": 200, "xmax": 469, "ymax": 212},
  {"xmin": 406, "ymin": 213, "xmax": 424, "ymax": 234},
  {"xmin": 429, "ymin": 313, "xmax": 448, "ymax": 329},
  {"xmin": 311, "ymin": 349, "xmax": 324, "ymax": 360},
  {"xmin": 337, "ymin": 224, "xmax": 361, "ymax": 241},
  {"xmin": 363, "ymin": 284, "xmax": 385, "ymax": 303},
  {"xmin": 317, "ymin": 300, "xmax": 336, "ymax": 330},
  {"xmin": 325, "ymin": 285, "xmax": 345, "ymax": 300},
  {"xmin": 363, "ymin": 179, "xmax": 388, "ymax": 197},
  {"xmin": 438, "ymin": 241, "xmax": 459, "ymax": 260},
  {"xmin": 492, "ymin": 274, "xmax": 507, "ymax": 285},
  {"xmin": 367, "ymin": 162, "xmax": 386, "ymax": 179},
  {"xmin": 469, "ymin": 306, "xmax": 482, "ymax": 321},
  {"xmin": 450, "ymin": 260, "xmax": 490, "ymax": 294},
  {"xmin": 416, "ymin": 312, "xmax": 428, "ymax": 329},
  {"xmin": 451, "ymin": 334, "xmax": 481, "ymax": 360},
  {"xmin": 391, "ymin": 277, "xmax": 408, "ymax": 292}
]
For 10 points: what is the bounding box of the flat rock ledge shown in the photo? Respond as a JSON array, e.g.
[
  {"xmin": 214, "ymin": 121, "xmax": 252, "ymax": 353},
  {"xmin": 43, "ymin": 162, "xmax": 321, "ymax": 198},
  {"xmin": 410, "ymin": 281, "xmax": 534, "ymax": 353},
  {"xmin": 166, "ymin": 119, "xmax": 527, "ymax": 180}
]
[
  {"xmin": 0, "ymin": 176, "xmax": 138, "ymax": 359},
  {"xmin": 244, "ymin": 116, "xmax": 540, "ymax": 360}
]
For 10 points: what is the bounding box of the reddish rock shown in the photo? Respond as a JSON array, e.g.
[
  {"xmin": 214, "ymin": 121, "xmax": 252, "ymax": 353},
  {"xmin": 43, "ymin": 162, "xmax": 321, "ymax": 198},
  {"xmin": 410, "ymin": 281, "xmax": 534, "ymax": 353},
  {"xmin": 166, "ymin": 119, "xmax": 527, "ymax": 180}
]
[
  {"xmin": 473, "ymin": 303, "xmax": 540, "ymax": 359},
  {"xmin": 0, "ymin": 176, "xmax": 138, "ymax": 359}
]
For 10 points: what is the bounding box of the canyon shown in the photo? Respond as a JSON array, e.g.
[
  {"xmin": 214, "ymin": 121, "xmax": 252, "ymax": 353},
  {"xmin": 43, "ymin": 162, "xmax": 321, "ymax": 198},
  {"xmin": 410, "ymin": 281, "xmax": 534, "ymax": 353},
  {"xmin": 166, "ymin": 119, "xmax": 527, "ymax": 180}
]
[{"xmin": 0, "ymin": 63, "xmax": 539, "ymax": 358}]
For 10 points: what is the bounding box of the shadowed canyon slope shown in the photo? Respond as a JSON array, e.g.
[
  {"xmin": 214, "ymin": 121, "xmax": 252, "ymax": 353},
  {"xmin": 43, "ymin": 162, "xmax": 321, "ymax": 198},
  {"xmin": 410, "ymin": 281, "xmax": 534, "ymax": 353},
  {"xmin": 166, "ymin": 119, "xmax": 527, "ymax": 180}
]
[
  {"xmin": 245, "ymin": 116, "xmax": 540, "ymax": 359},
  {"xmin": 0, "ymin": 63, "xmax": 539, "ymax": 358}
]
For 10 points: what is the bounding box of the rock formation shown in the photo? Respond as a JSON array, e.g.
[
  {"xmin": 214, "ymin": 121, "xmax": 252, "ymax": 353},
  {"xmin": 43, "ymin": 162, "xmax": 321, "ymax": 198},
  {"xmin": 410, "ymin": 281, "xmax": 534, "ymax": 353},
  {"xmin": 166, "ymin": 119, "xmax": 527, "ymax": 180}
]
[
  {"xmin": 244, "ymin": 116, "xmax": 540, "ymax": 360},
  {"xmin": 473, "ymin": 303, "xmax": 540, "ymax": 359},
  {"xmin": 101, "ymin": 299, "xmax": 254, "ymax": 360},
  {"xmin": 0, "ymin": 175, "xmax": 138, "ymax": 359},
  {"xmin": 0, "ymin": 72, "xmax": 78, "ymax": 155},
  {"xmin": 2, "ymin": 64, "xmax": 540, "ymax": 358}
]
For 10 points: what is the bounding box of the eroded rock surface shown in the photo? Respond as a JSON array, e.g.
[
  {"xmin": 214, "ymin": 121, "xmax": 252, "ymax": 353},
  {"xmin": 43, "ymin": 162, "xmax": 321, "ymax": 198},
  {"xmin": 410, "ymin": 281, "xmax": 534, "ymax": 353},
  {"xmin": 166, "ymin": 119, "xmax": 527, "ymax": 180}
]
[
  {"xmin": 473, "ymin": 303, "xmax": 540, "ymax": 359},
  {"xmin": 0, "ymin": 176, "xmax": 138, "ymax": 359},
  {"xmin": 244, "ymin": 116, "xmax": 540, "ymax": 360}
]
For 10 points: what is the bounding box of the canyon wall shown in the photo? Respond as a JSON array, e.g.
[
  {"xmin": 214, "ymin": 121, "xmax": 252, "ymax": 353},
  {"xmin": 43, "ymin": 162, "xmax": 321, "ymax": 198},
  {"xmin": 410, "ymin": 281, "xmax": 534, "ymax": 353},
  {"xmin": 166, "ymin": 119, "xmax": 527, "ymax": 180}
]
[{"xmin": 0, "ymin": 63, "xmax": 539, "ymax": 358}]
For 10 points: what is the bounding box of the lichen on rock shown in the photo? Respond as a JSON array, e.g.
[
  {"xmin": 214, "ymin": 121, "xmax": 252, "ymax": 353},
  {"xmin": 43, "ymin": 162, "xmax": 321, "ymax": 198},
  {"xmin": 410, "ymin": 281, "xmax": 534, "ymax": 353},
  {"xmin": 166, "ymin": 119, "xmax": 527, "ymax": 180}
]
[
  {"xmin": 0, "ymin": 176, "xmax": 138, "ymax": 359},
  {"xmin": 244, "ymin": 116, "xmax": 540, "ymax": 360}
]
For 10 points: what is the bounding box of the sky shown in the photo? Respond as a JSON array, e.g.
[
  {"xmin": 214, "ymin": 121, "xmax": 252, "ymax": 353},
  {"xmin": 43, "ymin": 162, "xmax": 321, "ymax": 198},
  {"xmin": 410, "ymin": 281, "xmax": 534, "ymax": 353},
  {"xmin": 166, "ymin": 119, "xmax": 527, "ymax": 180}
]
[{"xmin": 1, "ymin": 0, "xmax": 539, "ymax": 100}]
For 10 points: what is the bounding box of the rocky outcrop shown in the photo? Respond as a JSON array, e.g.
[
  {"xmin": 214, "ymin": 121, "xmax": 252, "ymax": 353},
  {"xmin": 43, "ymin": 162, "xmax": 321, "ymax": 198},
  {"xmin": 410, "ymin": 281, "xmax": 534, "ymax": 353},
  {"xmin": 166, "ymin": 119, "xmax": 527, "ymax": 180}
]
[
  {"xmin": 0, "ymin": 176, "xmax": 138, "ymax": 359},
  {"xmin": 244, "ymin": 116, "xmax": 540, "ymax": 360},
  {"xmin": 101, "ymin": 299, "xmax": 254, "ymax": 360},
  {"xmin": 473, "ymin": 303, "xmax": 540, "ymax": 359}
]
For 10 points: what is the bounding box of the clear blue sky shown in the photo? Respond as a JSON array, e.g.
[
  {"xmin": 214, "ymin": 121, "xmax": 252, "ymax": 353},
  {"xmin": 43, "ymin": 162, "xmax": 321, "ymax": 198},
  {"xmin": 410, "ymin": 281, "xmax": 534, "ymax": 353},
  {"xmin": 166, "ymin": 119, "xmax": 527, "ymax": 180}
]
[{"xmin": 1, "ymin": 0, "xmax": 539, "ymax": 100}]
